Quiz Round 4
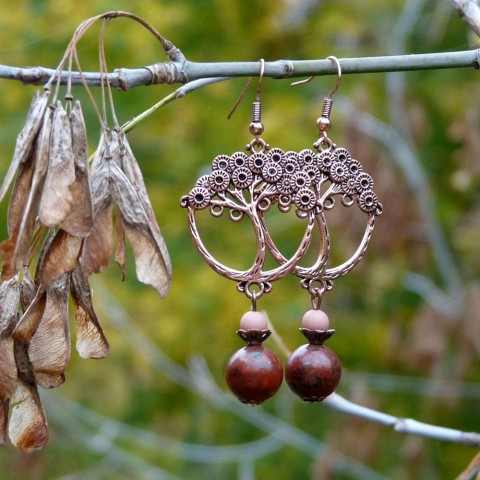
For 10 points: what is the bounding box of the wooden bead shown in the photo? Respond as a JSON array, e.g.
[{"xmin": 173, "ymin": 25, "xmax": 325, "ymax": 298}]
[
  {"xmin": 301, "ymin": 309, "xmax": 330, "ymax": 330},
  {"xmin": 240, "ymin": 311, "xmax": 268, "ymax": 331}
]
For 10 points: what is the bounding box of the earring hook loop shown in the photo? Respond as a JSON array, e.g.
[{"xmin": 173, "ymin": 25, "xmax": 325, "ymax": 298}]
[
  {"xmin": 291, "ymin": 56, "xmax": 342, "ymax": 98},
  {"xmin": 325, "ymin": 56, "xmax": 342, "ymax": 97},
  {"xmin": 227, "ymin": 58, "xmax": 265, "ymax": 119}
]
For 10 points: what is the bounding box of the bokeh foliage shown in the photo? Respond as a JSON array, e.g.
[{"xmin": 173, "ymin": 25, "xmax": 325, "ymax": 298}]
[{"xmin": 0, "ymin": 0, "xmax": 480, "ymax": 478}]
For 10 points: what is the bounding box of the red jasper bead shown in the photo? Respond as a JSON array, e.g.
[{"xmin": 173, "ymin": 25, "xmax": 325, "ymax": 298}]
[
  {"xmin": 286, "ymin": 328, "xmax": 341, "ymax": 402},
  {"xmin": 226, "ymin": 344, "xmax": 283, "ymax": 405}
]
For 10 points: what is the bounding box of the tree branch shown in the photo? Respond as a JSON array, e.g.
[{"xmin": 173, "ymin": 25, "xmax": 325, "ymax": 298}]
[
  {"xmin": 1, "ymin": 50, "xmax": 479, "ymax": 91},
  {"xmin": 323, "ymin": 393, "xmax": 480, "ymax": 446},
  {"xmin": 451, "ymin": 0, "xmax": 480, "ymax": 37}
]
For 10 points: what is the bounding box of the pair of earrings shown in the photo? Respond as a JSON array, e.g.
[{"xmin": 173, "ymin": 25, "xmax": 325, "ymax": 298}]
[{"xmin": 181, "ymin": 57, "xmax": 382, "ymax": 405}]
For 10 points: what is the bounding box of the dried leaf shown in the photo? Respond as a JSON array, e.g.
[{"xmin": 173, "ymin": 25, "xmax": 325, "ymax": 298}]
[
  {"xmin": 0, "ymin": 276, "xmax": 20, "ymax": 336},
  {"xmin": 20, "ymin": 266, "xmax": 36, "ymax": 312},
  {"xmin": 71, "ymin": 265, "xmax": 109, "ymax": 359},
  {"xmin": 11, "ymin": 107, "xmax": 54, "ymax": 274},
  {"xmin": 0, "ymin": 90, "xmax": 50, "ymax": 205},
  {"xmin": 13, "ymin": 288, "xmax": 47, "ymax": 343},
  {"xmin": 117, "ymin": 132, "xmax": 171, "ymax": 290},
  {"xmin": 8, "ymin": 382, "xmax": 48, "ymax": 452},
  {"xmin": 123, "ymin": 224, "xmax": 171, "ymax": 297},
  {"xmin": 29, "ymin": 275, "xmax": 71, "ymax": 388},
  {"xmin": 38, "ymin": 102, "xmax": 76, "ymax": 227},
  {"xmin": 115, "ymin": 213, "xmax": 126, "ymax": 280},
  {"xmin": 111, "ymin": 161, "xmax": 171, "ymax": 297},
  {"xmin": 0, "ymin": 399, "xmax": 8, "ymax": 445},
  {"xmin": 59, "ymin": 101, "xmax": 93, "ymax": 237},
  {"xmin": 81, "ymin": 202, "xmax": 114, "ymax": 275},
  {"xmin": 1, "ymin": 154, "xmax": 36, "ymax": 279},
  {"xmin": 37, "ymin": 229, "xmax": 83, "ymax": 288},
  {"xmin": 0, "ymin": 276, "xmax": 20, "ymax": 401},
  {"xmin": 6, "ymin": 154, "xmax": 35, "ymax": 238}
]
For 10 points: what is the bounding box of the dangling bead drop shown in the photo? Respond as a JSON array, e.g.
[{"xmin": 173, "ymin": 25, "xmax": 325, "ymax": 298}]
[
  {"xmin": 226, "ymin": 311, "xmax": 283, "ymax": 405},
  {"xmin": 285, "ymin": 309, "xmax": 342, "ymax": 402}
]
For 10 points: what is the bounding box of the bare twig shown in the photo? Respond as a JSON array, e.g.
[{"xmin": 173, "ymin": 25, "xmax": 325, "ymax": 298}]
[
  {"xmin": 323, "ymin": 393, "xmax": 480, "ymax": 446},
  {"xmin": 451, "ymin": 0, "xmax": 480, "ymax": 37},
  {"xmin": 0, "ymin": 50, "xmax": 479, "ymax": 90}
]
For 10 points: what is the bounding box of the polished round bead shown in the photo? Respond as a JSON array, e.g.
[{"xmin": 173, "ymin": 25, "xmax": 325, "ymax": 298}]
[
  {"xmin": 249, "ymin": 122, "xmax": 264, "ymax": 136},
  {"xmin": 316, "ymin": 116, "xmax": 331, "ymax": 132},
  {"xmin": 301, "ymin": 309, "xmax": 330, "ymax": 330},
  {"xmin": 240, "ymin": 311, "xmax": 268, "ymax": 331},
  {"xmin": 226, "ymin": 345, "xmax": 283, "ymax": 405},
  {"xmin": 286, "ymin": 344, "xmax": 341, "ymax": 402}
]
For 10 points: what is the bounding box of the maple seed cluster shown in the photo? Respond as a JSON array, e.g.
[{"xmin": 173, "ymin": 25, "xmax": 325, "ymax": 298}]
[{"xmin": 0, "ymin": 90, "xmax": 171, "ymax": 452}]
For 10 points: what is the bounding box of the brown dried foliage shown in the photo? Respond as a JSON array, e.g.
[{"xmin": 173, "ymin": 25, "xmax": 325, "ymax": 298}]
[{"xmin": 0, "ymin": 90, "xmax": 172, "ymax": 451}]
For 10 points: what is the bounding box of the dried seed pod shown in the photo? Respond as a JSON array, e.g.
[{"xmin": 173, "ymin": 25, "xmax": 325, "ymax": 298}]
[
  {"xmin": 8, "ymin": 381, "xmax": 48, "ymax": 452},
  {"xmin": 60, "ymin": 101, "xmax": 93, "ymax": 237},
  {"xmin": 28, "ymin": 275, "xmax": 71, "ymax": 389},
  {"xmin": 70, "ymin": 264, "xmax": 109, "ymax": 359},
  {"xmin": 116, "ymin": 131, "xmax": 171, "ymax": 296},
  {"xmin": 0, "ymin": 90, "xmax": 50, "ymax": 205},
  {"xmin": 0, "ymin": 276, "xmax": 20, "ymax": 443},
  {"xmin": 39, "ymin": 101, "xmax": 76, "ymax": 227},
  {"xmin": 10, "ymin": 107, "xmax": 55, "ymax": 275}
]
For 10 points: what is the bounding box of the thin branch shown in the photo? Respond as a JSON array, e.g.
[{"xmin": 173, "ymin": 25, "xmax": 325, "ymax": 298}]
[
  {"xmin": 97, "ymin": 278, "xmax": 480, "ymax": 459},
  {"xmin": 451, "ymin": 0, "xmax": 480, "ymax": 37},
  {"xmin": 1, "ymin": 50, "xmax": 479, "ymax": 90},
  {"xmin": 45, "ymin": 392, "xmax": 282, "ymax": 464},
  {"xmin": 323, "ymin": 393, "xmax": 480, "ymax": 446},
  {"xmin": 96, "ymin": 280, "xmax": 389, "ymax": 480}
]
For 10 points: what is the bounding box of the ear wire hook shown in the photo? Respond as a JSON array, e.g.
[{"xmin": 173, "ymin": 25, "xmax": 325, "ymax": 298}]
[
  {"xmin": 227, "ymin": 58, "xmax": 265, "ymax": 119},
  {"xmin": 291, "ymin": 56, "xmax": 342, "ymax": 148},
  {"xmin": 291, "ymin": 56, "xmax": 342, "ymax": 98}
]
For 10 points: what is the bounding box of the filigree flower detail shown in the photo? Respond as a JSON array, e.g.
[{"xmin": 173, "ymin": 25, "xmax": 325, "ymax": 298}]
[
  {"xmin": 230, "ymin": 152, "xmax": 249, "ymax": 170},
  {"xmin": 298, "ymin": 149, "xmax": 317, "ymax": 167},
  {"xmin": 303, "ymin": 165, "xmax": 321, "ymax": 185},
  {"xmin": 318, "ymin": 150, "xmax": 335, "ymax": 173},
  {"xmin": 341, "ymin": 175, "xmax": 358, "ymax": 195},
  {"xmin": 333, "ymin": 147, "xmax": 351, "ymax": 163},
  {"xmin": 348, "ymin": 159, "xmax": 362, "ymax": 176},
  {"xmin": 232, "ymin": 167, "xmax": 253, "ymax": 189},
  {"xmin": 330, "ymin": 161, "xmax": 349, "ymax": 183},
  {"xmin": 358, "ymin": 189, "xmax": 379, "ymax": 213},
  {"xmin": 267, "ymin": 147, "xmax": 285, "ymax": 164},
  {"xmin": 208, "ymin": 169, "xmax": 231, "ymax": 192},
  {"xmin": 249, "ymin": 152, "xmax": 267, "ymax": 174},
  {"xmin": 276, "ymin": 176, "xmax": 295, "ymax": 195},
  {"xmin": 188, "ymin": 187, "xmax": 211, "ymax": 209},
  {"xmin": 282, "ymin": 158, "xmax": 299, "ymax": 176},
  {"xmin": 195, "ymin": 175, "xmax": 210, "ymax": 188},
  {"xmin": 294, "ymin": 188, "xmax": 317, "ymax": 211},
  {"xmin": 291, "ymin": 171, "xmax": 312, "ymax": 191},
  {"xmin": 356, "ymin": 172, "xmax": 374, "ymax": 192},
  {"xmin": 262, "ymin": 161, "xmax": 283, "ymax": 184},
  {"xmin": 212, "ymin": 154, "xmax": 231, "ymax": 171}
]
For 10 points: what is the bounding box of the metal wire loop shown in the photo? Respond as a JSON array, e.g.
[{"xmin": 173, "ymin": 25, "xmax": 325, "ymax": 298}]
[
  {"xmin": 227, "ymin": 58, "xmax": 265, "ymax": 119},
  {"xmin": 290, "ymin": 55, "xmax": 342, "ymax": 98}
]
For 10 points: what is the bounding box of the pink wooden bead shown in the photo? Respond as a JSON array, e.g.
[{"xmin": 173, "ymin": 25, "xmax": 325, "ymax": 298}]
[
  {"xmin": 301, "ymin": 309, "xmax": 330, "ymax": 330},
  {"xmin": 240, "ymin": 311, "xmax": 268, "ymax": 331}
]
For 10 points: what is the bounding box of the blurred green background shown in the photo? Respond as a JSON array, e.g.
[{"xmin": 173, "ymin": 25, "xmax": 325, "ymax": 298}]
[{"xmin": 0, "ymin": 0, "xmax": 480, "ymax": 478}]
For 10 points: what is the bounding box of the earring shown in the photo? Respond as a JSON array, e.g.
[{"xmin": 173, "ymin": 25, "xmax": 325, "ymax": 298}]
[
  {"xmin": 181, "ymin": 59, "xmax": 292, "ymax": 405},
  {"xmin": 181, "ymin": 56, "xmax": 382, "ymax": 405},
  {"xmin": 284, "ymin": 56, "xmax": 382, "ymax": 401}
]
